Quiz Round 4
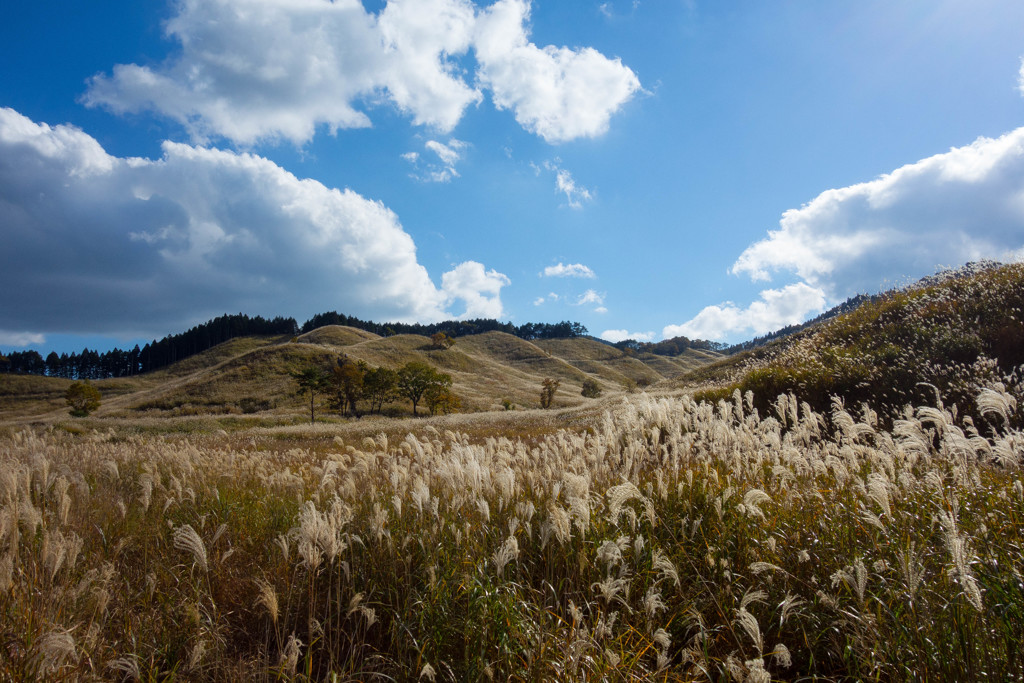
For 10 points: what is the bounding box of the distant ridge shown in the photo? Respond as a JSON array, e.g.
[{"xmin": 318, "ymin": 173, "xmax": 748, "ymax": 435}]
[{"xmin": 1, "ymin": 311, "xmax": 590, "ymax": 379}]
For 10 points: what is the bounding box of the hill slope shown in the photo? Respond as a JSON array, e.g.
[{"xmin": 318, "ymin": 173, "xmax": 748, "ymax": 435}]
[
  {"xmin": 1, "ymin": 328, "xmax": 721, "ymax": 421},
  {"xmin": 686, "ymin": 262, "xmax": 1024, "ymax": 425}
]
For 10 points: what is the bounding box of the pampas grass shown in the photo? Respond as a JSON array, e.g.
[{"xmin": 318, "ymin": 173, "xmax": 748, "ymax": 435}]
[{"xmin": 0, "ymin": 382, "xmax": 1022, "ymax": 680}]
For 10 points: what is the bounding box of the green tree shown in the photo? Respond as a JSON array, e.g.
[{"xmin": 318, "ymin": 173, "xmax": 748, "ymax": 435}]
[
  {"xmin": 291, "ymin": 367, "xmax": 330, "ymax": 424},
  {"xmin": 540, "ymin": 378, "xmax": 561, "ymax": 409},
  {"xmin": 429, "ymin": 331, "xmax": 455, "ymax": 350},
  {"xmin": 65, "ymin": 380, "xmax": 101, "ymax": 417},
  {"xmin": 363, "ymin": 366, "xmax": 398, "ymax": 414},
  {"xmin": 331, "ymin": 355, "xmax": 366, "ymax": 416},
  {"xmin": 425, "ymin": 384, "xmax": 461, "ymax": 415},
  {"xmin": 397, "ymin": 361, "xmax": 451, "ymax": 416},
  {"xmin": 581, "ymin": 378, "xmax": 602, "ymax": 399}
]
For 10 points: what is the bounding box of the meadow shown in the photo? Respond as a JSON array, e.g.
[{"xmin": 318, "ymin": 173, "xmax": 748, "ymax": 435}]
[
  {"xmin": 4, "ymin": 264, "xmax": 1024, "ymax": 681},
  {"xmin": 2, "ymin": 384, "xmax": 1022, "ymax": 681}
]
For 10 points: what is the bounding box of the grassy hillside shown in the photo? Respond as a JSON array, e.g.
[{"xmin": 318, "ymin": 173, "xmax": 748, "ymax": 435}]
[
  {"xmin": 690, "ymin": 262, "xmax": 1024, "ymax": 427},
  {"xmin": 1, "ymin": 328, "xmax": 718, "ymax": 423},
  {"xmin": 296, "ymin": 325, "xmax": 381, "ymax": 347}
]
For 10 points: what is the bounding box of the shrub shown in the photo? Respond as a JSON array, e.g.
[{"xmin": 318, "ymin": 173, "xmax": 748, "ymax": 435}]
[
  {"xmin": 581, "ymin": 378, "xmax": 602, "ymax": 398},
  {"xmin": 65, "ymin": 380, "xmax": 101, "ymax": 417}
]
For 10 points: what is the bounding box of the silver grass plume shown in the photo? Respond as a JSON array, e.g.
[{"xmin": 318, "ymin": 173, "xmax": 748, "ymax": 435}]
[
  {"xmin": 938, "ymin": 509, "xmax": 983, "ymax": 611},
  {"xmin": 33, "ymin": 629, "xmax": 77, "ymax": 674},
  {"xmin": 107, "ymin": 655, "xmax": 141, "ymax": 681},
  {"xmin": 651, "ymin": 548, "xmax": 680, "ymax": 587},
  {"xmin": 606, "ymin": 481, "xmax": 656, "ymax": 527},
  {"xmin": 255, "ymin": 579, "xmax": 279, "ymax": 624},
  {"xmin": 977, "ymin": 386, "xmax": 1016, "ymax": 424},
  {"xmin": 173, "ymin": 524, "xmax": 208, "ymax": 573},
  {"xmin": 281, "ymin": 634, "xmax": 302, "ymax": 677},
  {"xmin": 492, "ymin": 535, "xmax": 519, "ymax": 579}
]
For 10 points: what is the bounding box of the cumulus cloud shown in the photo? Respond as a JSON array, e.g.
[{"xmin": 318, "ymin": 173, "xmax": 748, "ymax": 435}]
[
  {"xmin": 600, "ymin": 329, "xmax": 653, "ymax": 343},
  {"xmin": 85, "ymin": 0, "xmax": 480, "ymax": 145},
  {"xmin": 664, "ymin": 124, "xmax": 1024, "ymax": 343},
  {"xmin": 474, "ymin": 0, "xmax": 641, "ymax": 142},
  {"xmin": 662, "ymin": 283, "xmax": 826, "ymax": 341},
  {"xmin": 84, "ymin": 0, "xmax": 639, "ymax": 146},
  {"xmin": 440, "ymin": 261, "xmax": 511, "ymax": 318},
  {"xmin": 542, "ymin": 262, "xmax": 595, "ymax": 278},
  {"xmin": 732, "ymin": 127, "xmax": 1024, "ymax": 298},
  {"xmin": 0, "ymin": 107, "xmax": 507, "ymax": 338}
]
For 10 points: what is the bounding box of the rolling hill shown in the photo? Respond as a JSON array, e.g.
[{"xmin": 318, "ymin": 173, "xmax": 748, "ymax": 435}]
[{"xmin": 0, "ymin": 326, "xmax": 722, "ymax": 423}]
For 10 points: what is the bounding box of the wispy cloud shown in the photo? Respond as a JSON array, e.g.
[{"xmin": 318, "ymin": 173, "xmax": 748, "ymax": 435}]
[
  {"xmin": 539, "ymin": 160, "xmax": 592, "ymax": 208},
  {"xmin": 0, "ymin": 331, "xmax": 46, "ymax": 348},
  {"xmin": 542, "ymin": 262, "xmax": 596, "ymax": 278},
  {"xmin": 576, "ymin": 289, "xmax": 607, "ymax": 313},
  {"xmin": 555, "ymin": 169, "xmax": 593, "ymax": 208},
  {"xmin": 405, "ymin": 138, "xmax": 469, "ymax": 182}
]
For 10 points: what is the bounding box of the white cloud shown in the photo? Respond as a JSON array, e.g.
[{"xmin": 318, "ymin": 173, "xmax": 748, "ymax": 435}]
[
  {"xmin": 542, "ymin": 262, "xmax": 596, "ymax": 278},
  {"xmin": 405, "ymin": 138, "xmax": 468, "ymax": 182},
  {"xmin": 555, "ymin": 169, "xmax": 593, "ymax": 208},
  {"xmin": 600, "ymin": 329, "xmax": 653, "ymax": 343},
  {"xmin": 532, "ymin": 291, "xmax": 560, "ymax": 305},
  {"xmin": 0, "ymin": 331, "xmax": 46, "ymax": 348},
  {"xmin": 732, "ymin": 126, "xmax": 1024, "ymax": 298},
  {"xmin": 85, "ymin": 0, "xmax": 480, "ymax": 145},
  {"xmin": 440, "ymin": 261, "xmax": 511, "ymax": 318},
  {"xmin": 0, "ymin": 107, "xmax": 507, "ymax": 336},
  {"xmin": 540, "ymin": 160, "xmax": 593, "ymax": 208},
  {"xmin": 84, "ymin": 0, "xmax": 639, "ymax": 146},
  {"xmin": 474, "ymin": 0, "xmax": 641, "ymax": 143},
  {"xmin": 575, "ymin": 289, "xmax": 606, "ymax": 313},
  {"xmin": 663, "ymin": 282, "xmax": 826, "ymax": 341},
  {"xmin": 1018, "ymin": 57, "xmax": 1024, "ymax": 96}
]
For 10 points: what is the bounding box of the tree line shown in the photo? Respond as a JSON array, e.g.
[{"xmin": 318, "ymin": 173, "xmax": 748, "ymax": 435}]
[
  {"xmin": 612, "ymin": 334, "xmax": 726, "ymax": 356},
  {"xmin": 1, "ymin": 314, "xmax": 299, "ymax": 379},
  {"xmin": 1, "ymin": 312, "xmax": 588, "ymax": 379},
  {"xmin": 301, "ymin": 311, "xmax": 587, "ymax": 341}
]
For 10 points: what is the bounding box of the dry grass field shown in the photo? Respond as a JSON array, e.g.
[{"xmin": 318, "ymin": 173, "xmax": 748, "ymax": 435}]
[{"xmin": 2, "ymin": 267, "xmax": 1023, "ymax": 680}]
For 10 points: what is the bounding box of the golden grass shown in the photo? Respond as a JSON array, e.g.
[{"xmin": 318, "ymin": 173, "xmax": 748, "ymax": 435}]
[
  {"xmin": 1, "ymin": 327, "xmax": 713, "ymax": 424},
  {"xmin": 2, "ymin": 386, "xmax": 1022, "ymax": 681}
]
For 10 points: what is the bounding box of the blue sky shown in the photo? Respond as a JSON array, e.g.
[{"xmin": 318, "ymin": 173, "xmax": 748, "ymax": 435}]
[{"xmin": 3, "ymin": 0, "xmax": 1024, "ymax": 356}]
